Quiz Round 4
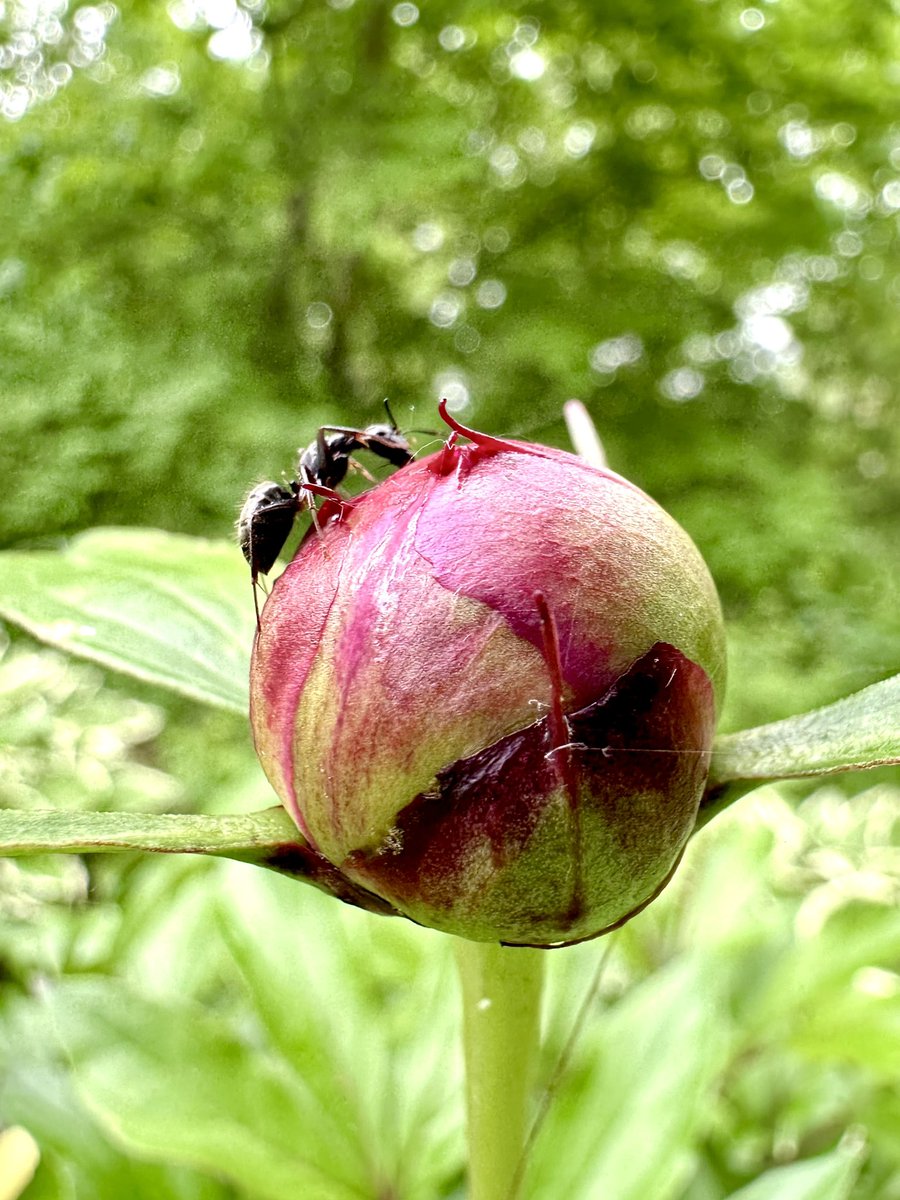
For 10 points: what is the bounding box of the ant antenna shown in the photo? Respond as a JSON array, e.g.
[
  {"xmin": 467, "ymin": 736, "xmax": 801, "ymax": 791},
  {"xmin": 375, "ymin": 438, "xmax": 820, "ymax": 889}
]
[
  {"xmin": 382, "ymin": 397, "xmax": 399, "ymax": 429},
  {"xmin": 382, "ymin": 397, "xmax": 435, "ymax": 438}
]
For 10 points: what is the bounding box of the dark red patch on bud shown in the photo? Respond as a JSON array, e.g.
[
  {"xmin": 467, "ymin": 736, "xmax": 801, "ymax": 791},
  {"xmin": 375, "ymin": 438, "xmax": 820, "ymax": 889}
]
[
  {"xmin": 262, "ymin": 837, "xmax": 402, "ymax": 919},
  {"xmin": 343, "ymin": 643, "xmax": 713, "ymax": 946}
]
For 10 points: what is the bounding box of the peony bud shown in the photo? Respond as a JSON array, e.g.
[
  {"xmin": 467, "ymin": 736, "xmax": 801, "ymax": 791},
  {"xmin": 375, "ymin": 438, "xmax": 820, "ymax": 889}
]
[{"xmin": 250, "ymin": 404, "xmax": 726, "ymax": 947}]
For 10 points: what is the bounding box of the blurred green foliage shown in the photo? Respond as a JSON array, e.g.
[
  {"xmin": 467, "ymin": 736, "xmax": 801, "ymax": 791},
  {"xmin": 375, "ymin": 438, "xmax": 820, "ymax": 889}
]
[
  {"xmin": 1, "ymin": 0, "xmax": 899, "ymax": 1196},
  {"xmin": 2, "ymin": 0, "xmax": 900, "ymax": 722},
  {"xmin": 1, "ymin": 643, "xmax": 896, "ymax": 1196}
]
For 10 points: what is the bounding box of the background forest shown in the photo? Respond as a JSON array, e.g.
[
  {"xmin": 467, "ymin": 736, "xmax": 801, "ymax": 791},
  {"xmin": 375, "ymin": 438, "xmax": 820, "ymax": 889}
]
[{"xmin": 0, "ymin": 1, "xmax": 898, "ymax": 1198}]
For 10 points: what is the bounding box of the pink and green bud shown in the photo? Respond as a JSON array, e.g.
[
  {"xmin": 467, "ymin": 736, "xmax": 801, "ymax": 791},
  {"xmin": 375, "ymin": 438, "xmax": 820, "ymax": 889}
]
[{"xmin": 250, "ymin": 405, "xmax": 726, "ymax": 947}]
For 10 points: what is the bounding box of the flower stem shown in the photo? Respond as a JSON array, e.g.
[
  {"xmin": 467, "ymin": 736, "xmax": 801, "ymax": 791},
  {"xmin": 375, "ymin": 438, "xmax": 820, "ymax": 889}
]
[{"xmin": 453, "ymin": 939, "xmax": 545, "ymax": 1200}]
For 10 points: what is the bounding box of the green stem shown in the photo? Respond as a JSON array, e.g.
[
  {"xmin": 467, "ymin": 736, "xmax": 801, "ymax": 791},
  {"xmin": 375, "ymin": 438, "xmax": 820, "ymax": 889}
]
[{"xmin": 453, "ymin": 939, "xmax": 545, "ymax": 1200}]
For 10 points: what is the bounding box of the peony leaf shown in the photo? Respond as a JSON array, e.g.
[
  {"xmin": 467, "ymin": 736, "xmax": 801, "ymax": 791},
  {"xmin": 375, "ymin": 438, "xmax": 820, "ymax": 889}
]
[
  {"xmin": 0, "ymin": 528, "xmax": 253, "ymax": 712},
  {"xmin": 701, "ymin": 673, "xmax": 900, "ymax": 826},
  {"xmin": 0, "ymin": 806, "xmax": 296, "ymax": 860},
  {"xmin": 43, "ymin": 980, "xmax": 373, "ymax": 1200},
  {"xmin": 0, "ymin": 806, "xmax": 400, "ymax": 914},
  {"xmin": 723, "ymin": 1138, "xmax": 865, "ymax": 1200}
]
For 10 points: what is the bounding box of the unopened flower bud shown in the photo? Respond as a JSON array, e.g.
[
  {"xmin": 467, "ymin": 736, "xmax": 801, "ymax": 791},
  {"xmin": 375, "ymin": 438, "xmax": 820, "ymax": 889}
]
[{"xmin": 251, "ymin": 405, "xmax": 726, "ymax": 946}]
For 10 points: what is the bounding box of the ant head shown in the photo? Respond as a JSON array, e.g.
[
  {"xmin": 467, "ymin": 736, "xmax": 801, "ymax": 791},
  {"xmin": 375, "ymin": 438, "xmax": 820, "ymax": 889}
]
[{"xmin": 363, "ymin": 423, "xmax": 402, "ymax": 442}]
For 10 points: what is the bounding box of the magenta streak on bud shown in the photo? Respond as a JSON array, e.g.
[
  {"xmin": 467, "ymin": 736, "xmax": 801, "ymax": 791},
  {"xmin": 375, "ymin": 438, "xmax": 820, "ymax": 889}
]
[
  {"xmin": 535, "ymin": 590, "xmax": 587, "ymax": 927},
  {"xmin": 534, "ymin": 591, "xmax": 570, "ymax": 756}
]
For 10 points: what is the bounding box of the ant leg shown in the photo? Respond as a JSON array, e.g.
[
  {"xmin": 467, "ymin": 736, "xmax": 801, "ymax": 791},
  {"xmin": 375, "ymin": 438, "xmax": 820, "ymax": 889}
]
[
  {"xmin": 304, "ymin": 481, "xmax": 353, "ymax": 514},
  {"xmin": 300, "ymin": 479, "xmax": 352, "ymax": 541},
  {"xmin": 315, "ymin": 424, "xmax": 369, "ymax": 440},
  {"xmin": 247, "ymin": 518, "xmax": 263, "ymax": 631},
  {"xmin": 251, "ymin": 573, "xmax": 276, "ymax": 631},
  {"xmin": 345, "ymin": 459, "xmax": 378, "ymax": 484},
  {"xmin": 249, "ymin": 529, "xmax": 274, "ymax": 631},
  {"xmin": 297, "ymin": 467, "xmax": 325, "ymax": 539},
  {"xmin": 252, "ymin": 573, "xmax": 261, "ymax": 631}
]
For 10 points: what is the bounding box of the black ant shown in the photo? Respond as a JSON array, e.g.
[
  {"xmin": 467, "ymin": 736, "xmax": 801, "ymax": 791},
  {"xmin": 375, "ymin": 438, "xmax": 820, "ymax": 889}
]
[{"xmin": 237, "ymin": 401, "xmax": 414, "ymax": 626}]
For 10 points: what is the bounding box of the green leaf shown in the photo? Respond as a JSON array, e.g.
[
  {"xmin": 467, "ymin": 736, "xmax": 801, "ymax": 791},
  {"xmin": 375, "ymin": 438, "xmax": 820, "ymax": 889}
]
[
  {"xmin": 0, "ymin": 1058, "xmax": 228, "ymax": 1200},
  {"xmin": 0, "ymin": 987, "xmax": 238, "ymax": 1200},
  {"xmin": 0, "ymin": 528, "xmax": 253, "ymax": 712},
  {"xmin": 0, "ymin": 806, "xmax": 404, "ymax": 913},
  {"xmin": 41, "ymin": 979, "xmax": 374, "ymax": 1200},
  {"xmin": 0, "ymin": 805, "xmax": 297, "ymax": 861},
  {"xmin": 725, "ymin": 1139, "xmax": 865, "ymax": 1200},
  {"xmin": 748, "ymin": 902, "xmax": 900, "ymax": 1038},
  {"xmin": 792, "ymin": 987, "xmax": 900, "ymax": 1075},
  {"xmin": 526, "ymin": 956, "xmax": 730, "ymax": 1200},
  {"xmin": 701, "ymin": 674, "xmax": 900, "ymax": 825},
  {"xmin": 215, "ymin": 865, "xmax": 464, "ymax": 1200}
]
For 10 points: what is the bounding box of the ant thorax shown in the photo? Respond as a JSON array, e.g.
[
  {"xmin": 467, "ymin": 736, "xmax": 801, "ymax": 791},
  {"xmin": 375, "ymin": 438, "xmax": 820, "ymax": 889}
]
[{"xmin": 239, "ymin": 410, "xmax": 416, "ymax": 628}]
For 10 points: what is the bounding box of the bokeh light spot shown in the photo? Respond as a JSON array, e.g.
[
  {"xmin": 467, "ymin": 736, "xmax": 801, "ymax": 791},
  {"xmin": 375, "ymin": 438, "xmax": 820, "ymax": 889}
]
[{"xmin": 392, "ymin": 3, "xmax": 419, "ymax": 28}]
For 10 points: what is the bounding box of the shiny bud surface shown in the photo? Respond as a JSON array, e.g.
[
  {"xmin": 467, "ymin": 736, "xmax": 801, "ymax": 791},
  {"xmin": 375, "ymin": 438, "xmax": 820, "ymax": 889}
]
[{"xmin": 250, "ymin": 405, "xmax": 726, "ymax": 946}]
